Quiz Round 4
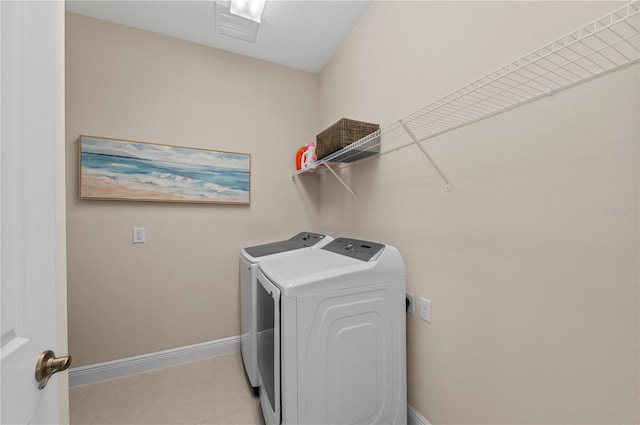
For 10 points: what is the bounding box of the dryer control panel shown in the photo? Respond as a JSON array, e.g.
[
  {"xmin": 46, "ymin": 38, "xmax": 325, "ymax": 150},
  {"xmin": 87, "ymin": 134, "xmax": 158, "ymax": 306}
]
[
  {"xmin": 322, "ymin": 238, "xmax": 385, "ymax": 261},
  {"xmin": 244, "ymin": 232, "xmax": 326, "ymax": 258}
]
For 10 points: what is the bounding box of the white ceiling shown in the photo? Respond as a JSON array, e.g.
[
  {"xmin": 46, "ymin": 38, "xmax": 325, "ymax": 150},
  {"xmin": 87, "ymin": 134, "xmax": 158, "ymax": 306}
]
[{"xmin": 65, "ymin": 0, "xmax": 372, "ymax": 74}]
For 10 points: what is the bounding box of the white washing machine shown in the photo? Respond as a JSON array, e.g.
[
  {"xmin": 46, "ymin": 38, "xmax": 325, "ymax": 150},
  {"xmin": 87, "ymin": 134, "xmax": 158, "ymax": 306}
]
[
  {"xmin": 256, "ymin": 237, "xmax": 407, "ymax": 425},
  {"xmin": 240, "ymin": 232, "xmax": 333, "ymax": 391}
]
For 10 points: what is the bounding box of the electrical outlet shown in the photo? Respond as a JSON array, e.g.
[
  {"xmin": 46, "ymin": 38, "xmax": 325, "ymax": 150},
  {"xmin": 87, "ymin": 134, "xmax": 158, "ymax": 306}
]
[
  {"xmin": 419, "ymin": 297, "xmax": 431, "ymax": 323},
  {"xmin": 406, "ymin": 292, "xmax": 415, "ymax": 315},
  {"xmin": 133, "ymin": 227, "xmax": 145, "ymax": 244}
]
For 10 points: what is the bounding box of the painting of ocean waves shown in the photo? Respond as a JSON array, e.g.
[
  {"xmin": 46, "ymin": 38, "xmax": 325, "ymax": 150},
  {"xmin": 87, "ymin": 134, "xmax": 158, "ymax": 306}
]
[{"xmin": 79, "ymin": 136, "xmax": 250, "ymax": 204}]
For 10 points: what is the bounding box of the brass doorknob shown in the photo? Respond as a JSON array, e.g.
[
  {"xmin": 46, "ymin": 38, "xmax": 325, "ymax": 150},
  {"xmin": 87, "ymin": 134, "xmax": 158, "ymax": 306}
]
[{"xmin": 35, "ymin": 350, "xmax": 71, "ymax": 389}]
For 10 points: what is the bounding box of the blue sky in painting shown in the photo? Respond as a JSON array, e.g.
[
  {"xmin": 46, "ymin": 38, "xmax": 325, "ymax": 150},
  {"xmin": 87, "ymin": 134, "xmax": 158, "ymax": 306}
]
[{"xmin": 81, "ymin": 137, "xmax": 250, "ymax": 170}]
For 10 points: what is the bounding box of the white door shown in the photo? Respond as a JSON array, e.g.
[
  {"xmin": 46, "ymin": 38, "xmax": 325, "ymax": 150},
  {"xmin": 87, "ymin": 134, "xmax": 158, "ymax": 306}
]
[{"xmin": 1, "ymin": 1, "xmax": 64, "ymax": 423}]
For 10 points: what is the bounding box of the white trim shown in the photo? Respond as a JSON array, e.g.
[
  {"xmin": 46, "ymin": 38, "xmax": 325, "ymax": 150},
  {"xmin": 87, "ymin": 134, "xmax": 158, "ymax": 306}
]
[
  {"xmin": 408, "ymin": 403, "xmax": 432, "ymax": 425},
  {"xmin": 70, "ymin": 337, "xmax": 433, "ymax": 425},
  {"xmin": 69, "ymin": 336, "xmax": 240, "ymax": 387}
]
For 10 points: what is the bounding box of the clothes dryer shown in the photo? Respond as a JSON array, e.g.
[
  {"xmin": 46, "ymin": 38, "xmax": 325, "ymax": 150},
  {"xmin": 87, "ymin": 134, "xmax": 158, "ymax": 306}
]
[
  {"xmin": 240, "ymin": 232, "xmax": 333, "ymax": 391},
  {"xmin": 256, "ymin": 237, "xmax": 407, "ymax": 425}
]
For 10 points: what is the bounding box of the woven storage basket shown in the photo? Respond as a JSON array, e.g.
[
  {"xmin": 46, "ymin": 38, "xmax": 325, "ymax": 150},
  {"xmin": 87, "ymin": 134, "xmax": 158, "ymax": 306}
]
[{"xmin": 316, "ymin": 118, "xmax": 380, "ymax": 162}]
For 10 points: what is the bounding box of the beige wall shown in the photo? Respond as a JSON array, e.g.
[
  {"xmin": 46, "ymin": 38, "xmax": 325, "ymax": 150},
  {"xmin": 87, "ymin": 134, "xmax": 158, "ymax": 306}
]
[
  {"xmin": 317, "ymin": 2, "xmax": 639, "ymax": 424},
  {"xmin": 66, "ymin": 4, "xmax": 639, "ymax": 422},
  {"xmin": 65, "ymin": 13, "xmax": 320, "ymax": 367}
]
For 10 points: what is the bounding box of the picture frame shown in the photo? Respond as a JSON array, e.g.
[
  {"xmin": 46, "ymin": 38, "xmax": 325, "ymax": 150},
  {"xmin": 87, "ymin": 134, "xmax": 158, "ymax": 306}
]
[{"xmin": 78, "ymin": 135, "xmax": 251, "ymax": 205}]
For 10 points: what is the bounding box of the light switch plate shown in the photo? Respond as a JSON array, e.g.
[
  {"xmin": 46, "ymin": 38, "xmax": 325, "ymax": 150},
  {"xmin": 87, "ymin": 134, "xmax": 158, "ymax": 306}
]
[{"xmin": 133, "ymin": 227, "xmax": 145, "ymax": 244}]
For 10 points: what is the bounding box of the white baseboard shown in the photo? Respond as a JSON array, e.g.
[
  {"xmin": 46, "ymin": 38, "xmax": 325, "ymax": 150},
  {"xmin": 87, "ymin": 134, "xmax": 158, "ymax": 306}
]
[
  {"xmin": 69, "ymin": 335, "xmax": 240, "ymax": 387},
  {"xmin": 408, "ymin": 403, "xmax": 432, "ymax": 425},
  {"xmin": 71, "ymin": 337, "xmax": 431, "ymax": 425}
]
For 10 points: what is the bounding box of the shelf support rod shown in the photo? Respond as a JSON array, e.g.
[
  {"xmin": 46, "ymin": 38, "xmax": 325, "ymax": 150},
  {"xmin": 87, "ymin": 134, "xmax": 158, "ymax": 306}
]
[
  {"xmin": 401, "ymin": 121, "xmax": 452, "ymax": 192},
  {"xmin": 324, "ymin": 164, "xmax": 357, "ymax": 198}
]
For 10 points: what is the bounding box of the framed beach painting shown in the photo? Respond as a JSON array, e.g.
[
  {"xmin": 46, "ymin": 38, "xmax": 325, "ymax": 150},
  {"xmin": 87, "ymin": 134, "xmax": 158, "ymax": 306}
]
[{"xmin": 79, "ymin": 136, "xmax": 251, "ymax": 204}]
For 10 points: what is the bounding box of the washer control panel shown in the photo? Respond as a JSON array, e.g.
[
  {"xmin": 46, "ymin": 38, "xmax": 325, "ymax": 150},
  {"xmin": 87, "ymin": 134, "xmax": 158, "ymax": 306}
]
[{"xmin": 322, "ymin": 238, "xmax": 384, "ymax": 261}]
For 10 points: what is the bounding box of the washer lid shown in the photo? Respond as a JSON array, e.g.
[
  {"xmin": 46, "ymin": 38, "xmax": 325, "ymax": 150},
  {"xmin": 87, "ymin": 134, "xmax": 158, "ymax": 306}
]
[
  {"xmin": 242, "ymin": 232, "xmax": 327, "ymax": 259},
  {"xmin": 259, "ymin": 248, "xmax": 367, "ymax": 285},
  {"xmin": 258, "ymin": 240, "xmax": 405, "ymax": 297}
]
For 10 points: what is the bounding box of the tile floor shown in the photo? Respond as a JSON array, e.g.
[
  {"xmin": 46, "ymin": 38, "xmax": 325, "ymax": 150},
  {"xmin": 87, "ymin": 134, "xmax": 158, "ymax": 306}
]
[{"xmin": 69, "ymin": 353, "xmax": 264, "ymax": 425}]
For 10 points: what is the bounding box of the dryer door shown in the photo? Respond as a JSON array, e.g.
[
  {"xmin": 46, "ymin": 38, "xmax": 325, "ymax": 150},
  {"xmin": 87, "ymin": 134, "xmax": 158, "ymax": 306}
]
[
  {"xmin": 257, "ymin": 272, "xmax": 281, "ymax": 425},
  {"xmin": 240, "ymin": 256, "xmax": 259, "ymax": 388}
]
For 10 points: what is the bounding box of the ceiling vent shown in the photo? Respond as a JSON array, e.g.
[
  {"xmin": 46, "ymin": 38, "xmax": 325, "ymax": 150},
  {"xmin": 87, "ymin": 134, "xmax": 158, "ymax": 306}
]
[{"xmin": 216, "ymin": 2, "xmax": 260, "ymax": 44}]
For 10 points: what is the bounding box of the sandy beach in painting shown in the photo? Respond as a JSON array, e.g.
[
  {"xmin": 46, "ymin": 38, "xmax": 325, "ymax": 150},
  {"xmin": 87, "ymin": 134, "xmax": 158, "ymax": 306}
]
[{"xmin": 81, "ymin": 175, "xmax": 193, "ymax": 201}]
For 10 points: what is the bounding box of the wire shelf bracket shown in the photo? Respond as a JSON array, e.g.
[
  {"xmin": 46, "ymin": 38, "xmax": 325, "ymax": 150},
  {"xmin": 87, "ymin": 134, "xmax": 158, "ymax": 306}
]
[
  {"xmin": 290, "ymin": 162, "xmax": 358, "ymax": 197},
  {"xmin": 401, "ymin": 121, "xmax": 453, "ymax": 192},
  {"xmin": 292, "ymin": 1, "xmax": 640, "ymax": 196},
  {"xmin": 325, "ymin": 165, "xmax": 357, "ymax": 198}
]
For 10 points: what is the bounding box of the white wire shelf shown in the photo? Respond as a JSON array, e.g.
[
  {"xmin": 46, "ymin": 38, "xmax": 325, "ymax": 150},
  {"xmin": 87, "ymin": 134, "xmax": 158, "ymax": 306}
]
[{"xmin": 292, "ymin": 1, "xmax": 640, "ymax": 196}]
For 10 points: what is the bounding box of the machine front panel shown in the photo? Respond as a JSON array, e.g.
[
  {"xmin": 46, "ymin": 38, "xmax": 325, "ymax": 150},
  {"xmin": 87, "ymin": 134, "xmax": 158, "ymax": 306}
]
[{"xmin": 294, "ymin": 282, "xmax": 406, "ymax": 424}]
